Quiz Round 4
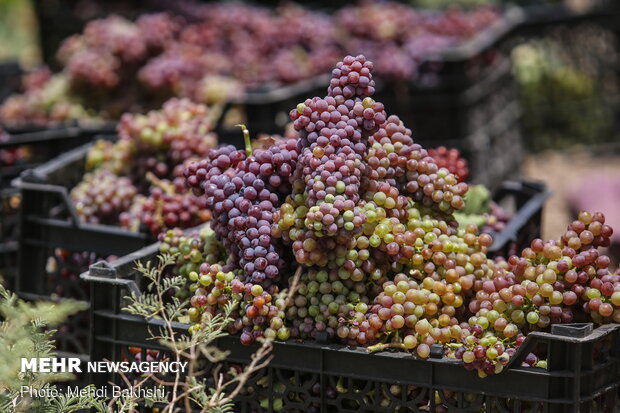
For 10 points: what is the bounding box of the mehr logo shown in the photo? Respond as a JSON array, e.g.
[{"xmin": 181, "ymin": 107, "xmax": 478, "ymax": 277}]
[
  {"xmin": 21, "ymin": 357, "xmax": 188, "ymax": 373},
  {"xmin": 21, "ymin": 358, "xmax": 82, "ymax": 373}
]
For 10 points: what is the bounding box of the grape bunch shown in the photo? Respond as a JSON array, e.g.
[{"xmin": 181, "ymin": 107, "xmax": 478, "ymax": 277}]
[
  {"xmin": 277, "ymin": 56, "xmax": 466, "ymax": 276},
  {"xmin": 0, "ymin": 1, "xmax": 503, "ymax": 128},
  {"xmin": 68, "ymin": 98, "xmax": 216, "ymax": 236},
  {"xmin": 70, "ymin": 170, "xmax": 138, "ymax": 226},
  {"xmin": 65, "ymin": 49, "xmax": 122, "ymax": 89},
  {"xmin": 182, "ymin": 56, "xmax": 469, "ymax": 345},
  {"xmin": 454, "ymin": 184, "xmax": 512, "ymax": 237},
  {"xmin": 46, "ymin": 248, "xmax": 117, "ymax": 299},
  {"xmin": 84, "ymin": 138, "xmax": 134, "ymax": 175},
  {"xmin": 0, "ymin": 74, "xmax": 92, "ymax": 127},
  {"xmin": 347, "ymin": 223, "xmax": 492, "ymax": 348},
  {"xmin": 427, "ymin": 146, "xmax": 469, "ymax": 183},
  {"xmin": 446, "ymin": 210, "xmax": 616, "ymax": 375},
  {"xmin": 117, "ymin": 98, "xmax": 218, "ymax": 185},
  {"xmin": 119, "ymin": 176, "xmax": 211, "ymax": 235},
  {"xmin": 58, "ymin": 15, "xmax": 150, "ymax": 90},
  {"xmin": 156, "ymin": 227, "xmax": 244, "ymax": 331},
  {"xmin": 183, "ymin": 128, "xmax": 300, "ymax": 344}
]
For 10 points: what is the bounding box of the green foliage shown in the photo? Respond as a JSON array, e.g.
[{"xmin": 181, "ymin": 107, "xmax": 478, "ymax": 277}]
[
  {"xmin": 121, "ymin": 253, "xmax": 273, "ymax": 413},
  {"xmin": 454, "ymin": 184, "xmax": 491, "ymax": 229},
  {"xmin": 0, "ymin": 284, "xmax": 106, "ymax": 412}
]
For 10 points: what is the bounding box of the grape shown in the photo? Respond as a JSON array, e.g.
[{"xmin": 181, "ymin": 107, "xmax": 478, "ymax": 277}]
[
  {"xmin": 134, "ymin": 55, "xmax": 619, "ymax": 383},
  {"xmin": 116, "ymin": 98, "xmax": 218, "ymax": 187},
  {"xmin": 0, "ymin": 74, "xmax": 92, "ymax": 128},
  {"xmin": 70, "ymin": 170, "xmax": 138, "ymax": 225},
  {"xmin": 46, "ymin": 249, "xmax": 117, "ymax": 299},
  {"xmin": 65, "ymin": 49, "xmax": 121, "ymax": 89},
  {"xmin": 1, "ymin": 3, "xmax": 501, "ymax": 127},
  {"xmin": 120, "ymin": 177, "xmax": 211, "ymax": 236},
  {"xmin": 136, "ymin": 13, "xmax": 182, "ymax": 53},
  {"xmin": 427, "ymin": 146, "xmax": 469, "ymax": 183},
  {"xmin": 67, "ymin": 98, "xmax": 217, "ymax": 236}
]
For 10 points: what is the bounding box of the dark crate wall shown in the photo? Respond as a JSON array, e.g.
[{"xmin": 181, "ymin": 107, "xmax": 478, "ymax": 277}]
[
  {"xmin": 0, "ymin": 127, "xmax": 95, "ymax": 293},
  {"xmin": 0, "ymin": 61, "xmax": 21, "ymax": 102}
]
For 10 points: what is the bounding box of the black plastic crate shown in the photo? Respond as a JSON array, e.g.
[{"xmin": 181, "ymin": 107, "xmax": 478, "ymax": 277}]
[
  {"xmin": 12, "ymin": 138, "xmax": 152, "ymax": 355},
  {"xmin": 0, "ymin": 127, "xmax": 89, "ymax": 188},
  {"xmin": 83, "ymin": 245, "xmax": 620, "ymax": 413},
  {"xmin": 0, "ymin": 61, "xmax": 21, "ymax": 103},
  {"xmin": 1, "ymin": 128, "xmax": 93, "ymax": 240},
  {"xmin": 0, "ymin": 127, "xmax": 95, "ymax": 293},
  {"xmin": 486, "ymin": 180, "xmax": 551, "ymax": 258},
  {"xmin": 0, "ymin": 187, "xmax": 20, "ymax": 290},
  {"xmin": 12, "ymin": 138, "xmax": 152, "ymax": 301},
  {"xmin": 511, "ymin": 0, "xmax": 620, "ymax": 33},
  {"xmin": 10, "ymin": 125, "xmax": 252, "ymax": 304},
  {"xmin": 216, "ymin": 74, "xmax": 331, "ymax": 137}
]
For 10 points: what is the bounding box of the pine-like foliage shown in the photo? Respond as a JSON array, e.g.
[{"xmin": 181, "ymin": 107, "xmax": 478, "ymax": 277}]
[
  {"xmin": 0, "ymin": 283, "xmax": 107, "ymax": 412},
  {"xmin": 121, "ymin": 253, "xmax": 274, "ymax": 413}
]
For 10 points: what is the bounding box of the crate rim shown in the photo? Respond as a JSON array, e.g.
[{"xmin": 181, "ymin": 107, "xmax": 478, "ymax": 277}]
[{"xmin": 0, "ymin": 126, "xmax": 83, "ymax": 147}]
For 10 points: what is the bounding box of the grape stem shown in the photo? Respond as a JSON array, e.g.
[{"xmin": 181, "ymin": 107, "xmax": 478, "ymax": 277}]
[
  {"xmin": 367, "ymin": 342, "xmax": 407, "ymax": 353},
  {"xmin": 236, "ymin": 124, "xmax": 252, "ymax": 157},
  {"xmin": 146, "ymin": 172, "xmax": 176, "ymax": 196},
  {"xmin": 284, "ymin": 266, "xmax": 304, "ymax": 307},
  {"xmin": 206, "ymin": 101, "xmax": 225, "ymax": 128}
]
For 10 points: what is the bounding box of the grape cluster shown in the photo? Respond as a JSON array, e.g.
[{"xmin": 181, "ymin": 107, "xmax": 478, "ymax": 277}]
[
  {"xmin": 136, "ymin": 13, "xmax": 182, "ymax": 53},
  {"xmin": 65, "ymin": 49, "xmax": 121, "ymax": 89},
  {"xmin": 156, "ymin": 227, "xmax": 244, "ymax": 331},
  {"xmin": 454, "ymin": 184, "xmax": 512, "ymax": 237},
  {"xmin": 366, "ymin": 115, "xmax": 468, "ymax": 214},
  {"xmin": 68, "ymin": 98, "xmax": 216, "ymax": 236},
  {"xmin": 84, "ymin": 139, "xmax": 133, "ymax": 175},
  {"xmin": 444, "ymin": 211, "xmax": 616, "ymax": 375},
  {"xmin": 58, "ymin": 15, "xmax": 151, "ymax": 90},
  {"xmin": 277, "ymin": 56, "xmax": 466, "ymax": 281},
  {"xmin": 336, "ymin": 3, "xmax": 499, "ymax": 80},
  {"xmin": 427, "ymin": 146, "xmax": 469, "ymax": 183},
  {"xmin": 480, "ymin": 201, "xmax": 510, "ymax": 234},
  {"xmin": 182, "ymin": 56, "xmax": 470, "ymax": 346},
  {"xmin": 183, "ymin": 128, "xmax": 300, "ymax": 343},
  {"xmin": 116, "ymin": 98, "xmax": 218, "ymax": 187},
  {"xmin": 119, "ymin": 177, "xmax": 211, "ymax": 235},
  {"xmin": 0, "ymin": 74, "xmax": 92, "ymax": 127},
  {"xmin": 70, "ymin": 170, "xmax": 138, "ymax": 225},
  {"xmin": 153, "ymin": 56, "xmax": 620, "ymax": 381}
]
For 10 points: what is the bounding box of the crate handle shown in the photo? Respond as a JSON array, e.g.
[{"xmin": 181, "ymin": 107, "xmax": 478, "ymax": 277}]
[
  {"xmin": 488, "ymin": 181, "xmax": 552, "ymax": 252},
  {"xmin": 17, "ymin": 180, "xmax": 83, "ymax": 226}
]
